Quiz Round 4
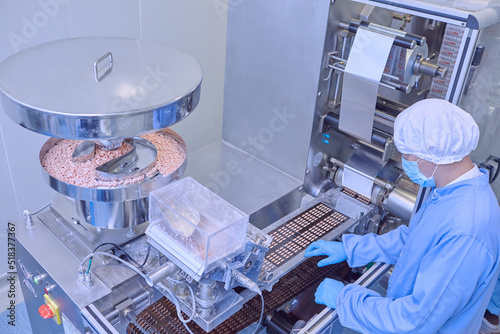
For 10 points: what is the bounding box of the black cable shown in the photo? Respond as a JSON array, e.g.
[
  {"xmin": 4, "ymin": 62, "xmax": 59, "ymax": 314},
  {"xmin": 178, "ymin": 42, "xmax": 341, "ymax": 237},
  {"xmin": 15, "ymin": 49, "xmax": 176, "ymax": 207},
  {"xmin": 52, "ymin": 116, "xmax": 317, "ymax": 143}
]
[
  {"xmin": 93, "ymin": 242, "xmax": 140, "ymax": 267},
  {"xmin": 31, "ymin": 202, "xmax": 51, "ymax": 215},
  {"xmin": 87, "ymin": 242, "xmax": 142, "ymax": 273},
  {"xmin": 137, "ymin": 243, "xmax": 151, "ymax": 269}
]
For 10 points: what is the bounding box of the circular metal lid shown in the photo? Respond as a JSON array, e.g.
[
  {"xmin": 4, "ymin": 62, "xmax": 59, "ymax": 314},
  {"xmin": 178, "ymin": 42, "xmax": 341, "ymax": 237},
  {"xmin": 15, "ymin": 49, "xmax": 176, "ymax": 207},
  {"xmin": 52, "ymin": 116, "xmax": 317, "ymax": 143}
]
[{"xmin": 0, "ymin": 37, "xmax": 202, "ymax": 139}]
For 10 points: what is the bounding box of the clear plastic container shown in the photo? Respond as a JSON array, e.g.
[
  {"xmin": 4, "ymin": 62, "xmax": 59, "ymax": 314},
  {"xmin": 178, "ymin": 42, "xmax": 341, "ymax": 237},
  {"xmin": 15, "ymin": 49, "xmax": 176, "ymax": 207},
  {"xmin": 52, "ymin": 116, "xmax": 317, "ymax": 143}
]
[{"xmin": 147, "ymin": 177, "xmax": 248, "ymax": 275}]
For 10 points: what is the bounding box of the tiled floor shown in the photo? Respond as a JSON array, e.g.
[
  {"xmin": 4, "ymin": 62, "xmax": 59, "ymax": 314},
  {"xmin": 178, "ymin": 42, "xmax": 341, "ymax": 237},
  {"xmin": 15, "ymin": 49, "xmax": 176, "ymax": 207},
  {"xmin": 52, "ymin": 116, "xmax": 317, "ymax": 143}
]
[
  {"xmin": 0, "ymin": 302, "xmax": 32, "ymax": 334},
  {"xmin": 0, "ymin": 274, "xmax": 32, "ymax": 334}
]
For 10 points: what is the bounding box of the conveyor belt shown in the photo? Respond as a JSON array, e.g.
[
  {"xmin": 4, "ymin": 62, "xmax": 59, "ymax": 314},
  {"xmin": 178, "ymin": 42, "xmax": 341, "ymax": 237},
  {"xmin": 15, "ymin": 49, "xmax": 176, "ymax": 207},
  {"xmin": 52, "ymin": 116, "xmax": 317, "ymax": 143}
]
[
  {"xmin": 341, "ymin": 187, "xmax": 371, "ymax": 205},
  {"xmin": 127, "ymin": 258, "xmax": 349, "ymax": 334},
  {"xmin": 263, "ymin": 203, "xmax": 348, "ymax": 272}
]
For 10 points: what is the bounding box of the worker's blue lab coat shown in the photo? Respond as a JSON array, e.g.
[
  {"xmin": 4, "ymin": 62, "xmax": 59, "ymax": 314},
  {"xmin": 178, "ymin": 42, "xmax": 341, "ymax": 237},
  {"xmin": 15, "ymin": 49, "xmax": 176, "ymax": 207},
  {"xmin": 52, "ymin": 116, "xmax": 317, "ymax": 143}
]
[
  {"xmin": 336, "ymin": 170, "xmax": 500, "ymax": 333},
  {"xmin": 487, "ymin": 276, "xmax": 500, "ymax": 315}
]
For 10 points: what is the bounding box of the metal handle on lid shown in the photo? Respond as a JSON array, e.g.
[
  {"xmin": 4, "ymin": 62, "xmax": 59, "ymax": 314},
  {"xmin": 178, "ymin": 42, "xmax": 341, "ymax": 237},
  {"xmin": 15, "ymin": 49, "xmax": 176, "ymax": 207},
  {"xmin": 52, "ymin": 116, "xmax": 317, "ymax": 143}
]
[{"xmin": 94, "ymin": 52, "xmax": 113, "ymax": 82}]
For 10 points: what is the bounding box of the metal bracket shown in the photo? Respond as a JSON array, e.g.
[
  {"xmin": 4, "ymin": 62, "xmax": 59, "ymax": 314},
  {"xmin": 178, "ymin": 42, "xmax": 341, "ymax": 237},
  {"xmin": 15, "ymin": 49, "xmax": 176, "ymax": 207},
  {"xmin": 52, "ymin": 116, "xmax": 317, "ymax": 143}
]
[
  {"xmin": 115, "ymin": 298, "xmax": 135, "ymax": 326},
  {"xmin": 94, "ymin": 51, "xmax": 113, "ymax": 82},
  {"xmin": 382, "ymin": 137, "xmax": 397, "ymax": 162}
]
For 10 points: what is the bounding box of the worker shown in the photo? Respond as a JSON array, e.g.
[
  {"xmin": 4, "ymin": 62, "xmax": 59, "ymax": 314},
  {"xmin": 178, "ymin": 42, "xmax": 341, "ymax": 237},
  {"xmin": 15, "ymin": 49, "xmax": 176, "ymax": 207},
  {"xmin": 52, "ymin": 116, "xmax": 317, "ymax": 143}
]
[{"xmin": 304, "ymin": 98, "xmax": 500, "ymax": 333}]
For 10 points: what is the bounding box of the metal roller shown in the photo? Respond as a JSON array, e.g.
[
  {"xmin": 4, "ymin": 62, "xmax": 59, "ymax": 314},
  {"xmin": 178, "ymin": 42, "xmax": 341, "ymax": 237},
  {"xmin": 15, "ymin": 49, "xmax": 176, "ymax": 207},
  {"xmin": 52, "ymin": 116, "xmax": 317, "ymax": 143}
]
[
  {"xmin": 382, "ymin": 186, "xmax": 416, "ymax": 222},
  {"xmin": 324, "ymin": 113, "xmax": 392, "ymax": 148},
  {"xmin": 331, "ymin": 163, "xmax": 416, "ymax": 222},
  {"xmin": 339, "ymin": 21, "xmax": 419, "ymax": 50}
]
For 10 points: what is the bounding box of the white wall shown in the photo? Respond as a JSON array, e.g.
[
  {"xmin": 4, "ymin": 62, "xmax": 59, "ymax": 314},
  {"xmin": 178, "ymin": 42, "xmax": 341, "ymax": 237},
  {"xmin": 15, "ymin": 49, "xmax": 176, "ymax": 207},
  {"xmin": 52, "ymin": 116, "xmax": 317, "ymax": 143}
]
[{"xmin": 0, "ymin": 0, "xmax": 228, "ymax": 276}]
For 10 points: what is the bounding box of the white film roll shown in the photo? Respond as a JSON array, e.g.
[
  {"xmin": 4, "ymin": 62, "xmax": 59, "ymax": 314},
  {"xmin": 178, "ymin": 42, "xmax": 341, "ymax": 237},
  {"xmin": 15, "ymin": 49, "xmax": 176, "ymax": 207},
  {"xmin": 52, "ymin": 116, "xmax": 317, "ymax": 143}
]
[{"xmin": 339, "ymin": 26, "xmax": 396, "ymax": 142}]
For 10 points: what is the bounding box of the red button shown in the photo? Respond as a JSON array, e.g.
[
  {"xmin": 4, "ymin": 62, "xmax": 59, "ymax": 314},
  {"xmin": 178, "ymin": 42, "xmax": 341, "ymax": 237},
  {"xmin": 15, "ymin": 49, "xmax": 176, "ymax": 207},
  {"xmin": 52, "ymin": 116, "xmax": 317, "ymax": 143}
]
[{"xmin": 38, "ymin": 304, "xmax": 53, "ymax": 319}]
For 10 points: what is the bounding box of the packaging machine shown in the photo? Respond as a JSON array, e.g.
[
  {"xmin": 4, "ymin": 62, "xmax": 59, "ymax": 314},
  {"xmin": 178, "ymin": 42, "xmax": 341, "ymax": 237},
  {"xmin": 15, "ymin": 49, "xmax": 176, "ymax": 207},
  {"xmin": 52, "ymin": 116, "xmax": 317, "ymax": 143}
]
[{"xmin": 2, "ymin": 0, "xmax": 500, "ymax": 333}]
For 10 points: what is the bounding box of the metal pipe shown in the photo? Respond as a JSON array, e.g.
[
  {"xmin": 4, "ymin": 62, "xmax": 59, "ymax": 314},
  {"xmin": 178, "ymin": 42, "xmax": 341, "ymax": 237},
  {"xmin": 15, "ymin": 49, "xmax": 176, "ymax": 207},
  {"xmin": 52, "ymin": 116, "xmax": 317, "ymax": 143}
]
[
  {"xmin": 145, "ymin": 262, "xmax": 178, "ymax": 287},
  {"xmin": 341, "ymin": 19, "xmax": 425, "ymax": 47},
  {"xmin": 382, "ymin": 79, "xmax": 411, "ymax": 94},
  {"xmin": 413, "ymin": 59, "xmax": 447, "ymax": 78},
  {"xmin": 332, "ymin": 36, "xmax": 348, "ymax": 102}
]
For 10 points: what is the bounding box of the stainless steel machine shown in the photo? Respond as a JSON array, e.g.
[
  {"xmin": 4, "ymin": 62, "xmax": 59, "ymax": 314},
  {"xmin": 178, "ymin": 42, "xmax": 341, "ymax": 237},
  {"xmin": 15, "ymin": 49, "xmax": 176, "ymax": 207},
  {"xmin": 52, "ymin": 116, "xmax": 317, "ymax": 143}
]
[
  {"xmin": 3, "ymin": 0, "xmax": 500, "ymax": 333},
  {"xmin": 0, "ymin": 36, "xmax": 204, "ymax": 333}
]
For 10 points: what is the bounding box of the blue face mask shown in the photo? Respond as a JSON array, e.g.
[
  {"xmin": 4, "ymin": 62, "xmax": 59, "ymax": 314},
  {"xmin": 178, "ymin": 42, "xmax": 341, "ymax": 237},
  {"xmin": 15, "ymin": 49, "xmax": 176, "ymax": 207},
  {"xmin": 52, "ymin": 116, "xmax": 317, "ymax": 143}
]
[{"xmin": 402, "ymin": 157, "xmax": 437, "ymax": 188}]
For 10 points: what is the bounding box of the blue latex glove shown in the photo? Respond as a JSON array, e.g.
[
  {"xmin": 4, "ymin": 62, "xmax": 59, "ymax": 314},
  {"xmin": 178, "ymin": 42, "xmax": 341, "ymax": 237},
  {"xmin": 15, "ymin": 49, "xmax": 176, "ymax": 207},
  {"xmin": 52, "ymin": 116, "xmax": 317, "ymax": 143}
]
[
  {"xmin": 303, "ymin": 240, "xmax": 347, "ymax": 267},
  {"xmin": 315, "ymin": 278, "xmax": 345, "ymax": 309}
]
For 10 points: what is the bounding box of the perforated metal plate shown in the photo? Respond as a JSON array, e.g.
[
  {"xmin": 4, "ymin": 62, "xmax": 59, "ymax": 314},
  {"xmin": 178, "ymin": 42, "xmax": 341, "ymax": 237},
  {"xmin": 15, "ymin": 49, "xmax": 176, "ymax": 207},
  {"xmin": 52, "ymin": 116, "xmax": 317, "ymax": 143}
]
[
  {"xmin": 262, "ymin": 203, "xmax": 348, "ymax": 271},
  {"xmin": 341, "ymin": 187, "xmax": 371, "ymax": 205}
]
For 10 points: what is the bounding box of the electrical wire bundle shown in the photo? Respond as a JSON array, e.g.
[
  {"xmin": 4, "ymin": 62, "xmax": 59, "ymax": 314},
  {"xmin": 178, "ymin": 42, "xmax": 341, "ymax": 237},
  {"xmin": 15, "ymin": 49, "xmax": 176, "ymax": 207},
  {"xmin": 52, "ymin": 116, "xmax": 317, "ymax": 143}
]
[{"xmin": 80, "ymin": 242, "xmax": 151, "ymax": 277}]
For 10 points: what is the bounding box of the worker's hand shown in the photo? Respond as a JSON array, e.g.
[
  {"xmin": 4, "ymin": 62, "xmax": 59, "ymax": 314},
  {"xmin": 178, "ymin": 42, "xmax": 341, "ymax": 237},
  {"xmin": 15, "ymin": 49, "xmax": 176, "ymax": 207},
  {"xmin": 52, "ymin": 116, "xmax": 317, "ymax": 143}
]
[
  {"xmin": 304, "ymin": 240, "xmax": 347, "ymax": 267},
  {"xmin": 315, "ymin": 278, "xmax": 345, "ymax": 309}
]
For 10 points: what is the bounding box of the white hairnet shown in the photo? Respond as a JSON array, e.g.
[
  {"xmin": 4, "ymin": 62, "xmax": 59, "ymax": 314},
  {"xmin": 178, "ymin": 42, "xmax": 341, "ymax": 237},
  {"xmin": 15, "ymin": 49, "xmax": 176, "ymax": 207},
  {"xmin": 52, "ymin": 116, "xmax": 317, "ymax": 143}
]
[{"xmin": 394, "ymin": 98, "xmax": 479, "ymax": 165}]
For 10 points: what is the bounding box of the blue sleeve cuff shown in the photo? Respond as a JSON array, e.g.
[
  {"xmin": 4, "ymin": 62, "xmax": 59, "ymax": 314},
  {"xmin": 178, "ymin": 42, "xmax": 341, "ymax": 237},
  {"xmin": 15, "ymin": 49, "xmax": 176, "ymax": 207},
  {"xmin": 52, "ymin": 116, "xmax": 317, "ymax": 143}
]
[{"xmin": 342, "ymin": 233, "xmax": 371, "ymax": 267}]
